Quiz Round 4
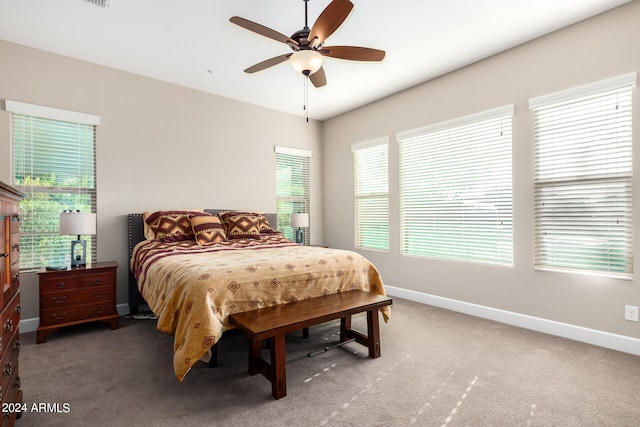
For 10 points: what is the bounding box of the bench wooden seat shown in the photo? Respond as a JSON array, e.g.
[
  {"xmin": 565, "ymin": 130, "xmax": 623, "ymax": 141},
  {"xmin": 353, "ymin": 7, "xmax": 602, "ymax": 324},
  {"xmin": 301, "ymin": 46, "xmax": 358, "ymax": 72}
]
[{"xmin": 229, "ymin": 290, "xmax": 392, "ymax": 399}]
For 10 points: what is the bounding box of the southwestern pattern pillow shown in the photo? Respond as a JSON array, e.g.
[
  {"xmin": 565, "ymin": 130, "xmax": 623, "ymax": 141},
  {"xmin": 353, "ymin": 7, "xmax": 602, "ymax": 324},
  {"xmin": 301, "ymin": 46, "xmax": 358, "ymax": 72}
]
[
  {"xmin": 145, "ymin": 210, "xmax": 209, "ymax": 242},
  {"xmin": 191, "ymin": 215, "xmax": 226, "ymax": 245},
  {"xmin": 221, "ymin": 213, "xmax": 261, "ymax": 240},
  {"xmin": 219, "ymin": 211, "xmax": 275, "ymax": 234},
  {"xmin": 143, "ymin": 209, "xmax": 204, "ymax": 240}
]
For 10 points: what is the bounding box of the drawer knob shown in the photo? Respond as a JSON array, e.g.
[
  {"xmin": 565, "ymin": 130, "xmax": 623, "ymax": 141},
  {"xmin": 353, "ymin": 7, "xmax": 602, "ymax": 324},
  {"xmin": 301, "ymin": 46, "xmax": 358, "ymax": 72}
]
[
  {"xmin": 58, "ymin": 282, "xmax": 65, "ymax": 289},
  {"xmin": 4, "ymin": 320, "xmax": 12, "ymax": 333},
  {"xmin": 51, "ymin": 296, "xmax": 67, "ymax": 304},
  {"xmin": 0, "ymin": 253, "xmax": 7, "ymax": 258},
  {"xmin": 52, "ymin": 313, "xmax": 67, "ymax": 320},
  {"xmin": 15, "ymin": 304, "xmax": 21, "ymax": 314},
  {"xmin": 94, "ymin": 307, "xmax": 107, "ymax": 315},
  {"xmin": 4, "ymin": 362, "xmax": 11, "ymax": 376},
  {"xmin": 94, "ymin": 291, "xmax": 106, "ymax": 299},
  {"xmin": 11, "ymin": 213, "xmax": 20, "ymax": 221},
  {"xmin": 14, "ymin": 340, "xmax": 20, "ymax": 353},
  {"xmin": 95, "ymin": 279, "xmax": 102, "ymax": 284},
  {"xmin": 11, "ymin": 243, "xmax": 19, "ymax": 252}
]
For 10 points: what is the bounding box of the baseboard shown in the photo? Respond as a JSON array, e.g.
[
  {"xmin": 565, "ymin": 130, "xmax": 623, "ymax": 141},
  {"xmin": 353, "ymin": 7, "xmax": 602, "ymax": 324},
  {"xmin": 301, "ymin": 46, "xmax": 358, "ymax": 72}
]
[
  {"xmin": 19, "ymin": 303, "xmax": 131, "ymax": 334},
  {"xmin": 385, "ymin": 285, "xmax": 640, "ymax": 356},
  {"xmin": 19, "ymin": 316, "xmax": 39, "ymax": 334}
]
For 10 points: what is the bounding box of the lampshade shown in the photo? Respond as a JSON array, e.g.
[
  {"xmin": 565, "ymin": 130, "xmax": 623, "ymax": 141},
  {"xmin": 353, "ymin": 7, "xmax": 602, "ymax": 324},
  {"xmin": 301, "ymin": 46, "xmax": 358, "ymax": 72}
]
[
  {"xmin": 59, "ymin": 211, "xmax": 97, "ymax": 236},
  {"xmin": 290, "ymin": 50, "xmax": 323, "ymax": 76},
  {"xmin": 291, "ymin": 212, "xmax": 309, "ymax": 228}
]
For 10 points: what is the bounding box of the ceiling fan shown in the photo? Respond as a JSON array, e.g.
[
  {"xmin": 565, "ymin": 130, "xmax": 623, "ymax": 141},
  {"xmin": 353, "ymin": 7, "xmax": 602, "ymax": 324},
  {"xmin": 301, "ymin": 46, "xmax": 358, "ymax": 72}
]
[{"xmin": 229, "ymin": 0, "xmax": 385, "ymax": 88}]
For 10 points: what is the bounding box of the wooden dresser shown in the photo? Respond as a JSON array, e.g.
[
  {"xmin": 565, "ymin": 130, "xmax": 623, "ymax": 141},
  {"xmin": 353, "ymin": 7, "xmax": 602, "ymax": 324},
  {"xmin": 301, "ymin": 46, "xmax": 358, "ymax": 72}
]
[
  {"xmin": 0, "ymin": 181, "xmax": 25, "ymax": 427},
  {"xmin": 36, "ymin": 261, "xmax": 119, "ymax": 344}
]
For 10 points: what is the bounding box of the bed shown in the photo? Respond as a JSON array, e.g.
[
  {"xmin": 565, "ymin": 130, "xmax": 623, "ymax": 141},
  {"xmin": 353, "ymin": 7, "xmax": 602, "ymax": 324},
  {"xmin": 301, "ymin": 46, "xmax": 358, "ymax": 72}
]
[{"xmin": 128, "ymin": 209, "xmax": 390, "ymax": 381}]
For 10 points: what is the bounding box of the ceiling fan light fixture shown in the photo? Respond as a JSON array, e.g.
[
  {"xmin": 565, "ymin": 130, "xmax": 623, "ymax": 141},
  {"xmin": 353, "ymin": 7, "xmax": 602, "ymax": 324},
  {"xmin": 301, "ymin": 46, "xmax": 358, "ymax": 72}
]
[{"xmin": 290, "ymin": 50, "xmax": 323, "ymax": 76}]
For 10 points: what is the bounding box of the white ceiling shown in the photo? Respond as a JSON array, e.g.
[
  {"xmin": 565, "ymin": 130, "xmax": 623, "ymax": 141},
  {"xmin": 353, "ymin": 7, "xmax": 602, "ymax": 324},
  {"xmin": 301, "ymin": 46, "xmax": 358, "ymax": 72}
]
[{"xmin": 0, "ymin": 0, "xmax": 632, "ymax": 121}]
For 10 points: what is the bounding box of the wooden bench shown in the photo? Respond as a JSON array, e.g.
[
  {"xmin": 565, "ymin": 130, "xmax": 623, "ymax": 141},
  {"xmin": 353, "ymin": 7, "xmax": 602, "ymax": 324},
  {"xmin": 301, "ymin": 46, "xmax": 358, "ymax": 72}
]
[{"xmin": 229, "ymin": 290, "xmax": 392, "ymax": 399}]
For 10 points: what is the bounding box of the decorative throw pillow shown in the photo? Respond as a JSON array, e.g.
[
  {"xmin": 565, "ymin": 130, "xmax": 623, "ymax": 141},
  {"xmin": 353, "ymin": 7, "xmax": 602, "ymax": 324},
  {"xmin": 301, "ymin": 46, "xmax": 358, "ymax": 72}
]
[
  {"xmin": 191, "ymin": 215, "xmax": 226, "ymax": 245},
  {"xmin": 221, "ymin": 213, "xmax": 261, "ymax": 240},
  {"xmin": 219, "ymin": 211, "xmax": 274, "ymax": 234},
  {"xmin": 145, "ymin": 210, "xmax": 208, "ymax": 242},
  {"xmin": 143, "ymin": 209, "xmax": 203, "ymax": 240}
]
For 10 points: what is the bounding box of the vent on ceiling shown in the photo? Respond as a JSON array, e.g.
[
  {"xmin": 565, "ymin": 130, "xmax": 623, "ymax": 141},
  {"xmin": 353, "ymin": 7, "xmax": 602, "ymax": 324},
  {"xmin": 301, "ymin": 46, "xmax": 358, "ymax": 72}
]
[{"xmin": 85, "ymin": 0, "xmax": 111, "ymax": 8}]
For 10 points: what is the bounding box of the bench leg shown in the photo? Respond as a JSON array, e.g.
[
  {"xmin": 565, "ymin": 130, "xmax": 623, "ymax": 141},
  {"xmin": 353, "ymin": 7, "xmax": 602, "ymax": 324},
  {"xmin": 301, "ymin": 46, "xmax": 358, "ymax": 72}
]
[
  {"xmin": 366, "ymin": 308, "xmax": 381, "ymax": 358},
  {"xmin": 339, "ymin": 309, "xmax": 382, "ymax": 359},
  {"xmin": 340, "ymin": 315, "xmax": 351, "ymax": 343},
  {"xmin": 248, "ymin": 340, "xmax": 262, "ymax": 376},
  {"xmin": 270, "ymin": 334, "xmax": 287, "ymax": 399}
]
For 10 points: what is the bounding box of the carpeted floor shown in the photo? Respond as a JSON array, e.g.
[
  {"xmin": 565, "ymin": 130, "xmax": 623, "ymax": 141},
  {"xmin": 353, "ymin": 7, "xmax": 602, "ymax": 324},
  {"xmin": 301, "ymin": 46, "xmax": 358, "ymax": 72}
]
[{"xmin": 16, "ymin": 297, "xmax": 640, "ymax": 426}]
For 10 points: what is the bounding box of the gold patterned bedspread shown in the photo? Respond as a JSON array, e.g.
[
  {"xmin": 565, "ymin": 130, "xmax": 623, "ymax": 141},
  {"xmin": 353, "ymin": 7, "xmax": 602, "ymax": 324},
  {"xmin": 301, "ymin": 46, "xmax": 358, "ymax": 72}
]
[{"xmin": 130, "ymin": 235, "xmax": 389, "ymax": 381}]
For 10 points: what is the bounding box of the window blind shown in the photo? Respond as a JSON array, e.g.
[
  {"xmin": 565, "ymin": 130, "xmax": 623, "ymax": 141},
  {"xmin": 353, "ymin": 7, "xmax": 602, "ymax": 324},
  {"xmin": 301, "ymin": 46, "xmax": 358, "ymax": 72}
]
[
  {"xmin": 530, "ymin": 74, "xmax": 635, "ymax": 277},
  {"xmin": 275, "ymin": 146, "xmax": 311, "ymax": 244},
  {"xmin": 352, "ymin": 138, "xmax": 389, "ymax": 251},
  {"xmin": 398, "ymin": 105, "xmax": 513, "ymax": 265},
  {"xmin": 8, "ymin": 101, "xmax": 98, "ymax": 270}
]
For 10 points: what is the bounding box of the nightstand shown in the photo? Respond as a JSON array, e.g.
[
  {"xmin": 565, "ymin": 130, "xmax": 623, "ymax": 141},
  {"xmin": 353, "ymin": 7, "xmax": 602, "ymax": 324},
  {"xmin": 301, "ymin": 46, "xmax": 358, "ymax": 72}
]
[{"xmin": 36, "ymin": 261, "xmax": 119, "ymax": 344}]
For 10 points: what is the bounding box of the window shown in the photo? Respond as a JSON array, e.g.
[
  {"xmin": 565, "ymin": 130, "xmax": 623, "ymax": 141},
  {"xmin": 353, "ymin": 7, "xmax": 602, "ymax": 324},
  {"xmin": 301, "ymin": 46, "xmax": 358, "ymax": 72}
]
[
  {"xmin": 352, "ymin": 138, "xmax": 388, "ymax": 251},
  {"xmin": 275, "ymin": 146, "xmax": 311, "ymax": 244},
  {"xmin": 7, "ymin": 100, "xmax": 99, "ymax": 270},
  {"xmin": 398, "ymin": 105, "xmax": 513, "ymax": 265},
  {"xmin": 530, "ymin": 73, "xmax": 635, "ymax": 277}
]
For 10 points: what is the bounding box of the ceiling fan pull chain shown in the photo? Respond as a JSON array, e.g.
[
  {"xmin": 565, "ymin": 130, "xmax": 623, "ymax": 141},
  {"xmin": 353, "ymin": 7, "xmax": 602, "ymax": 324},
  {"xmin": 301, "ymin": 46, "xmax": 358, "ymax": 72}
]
[{"xmin": 304, "ymin": 76, "xmax": 309, "ymax": 122}]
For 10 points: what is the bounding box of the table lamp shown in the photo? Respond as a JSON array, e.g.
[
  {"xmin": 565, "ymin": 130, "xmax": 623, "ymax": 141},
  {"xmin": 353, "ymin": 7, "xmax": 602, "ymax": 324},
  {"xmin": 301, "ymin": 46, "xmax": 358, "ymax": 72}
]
[
  {"xmin": 59, "ymin": 210, "xmax": 96, "ymax": 267},
  {"xmin": 290, "ymin": 212, "xmax": 309, "ymax": 245}
]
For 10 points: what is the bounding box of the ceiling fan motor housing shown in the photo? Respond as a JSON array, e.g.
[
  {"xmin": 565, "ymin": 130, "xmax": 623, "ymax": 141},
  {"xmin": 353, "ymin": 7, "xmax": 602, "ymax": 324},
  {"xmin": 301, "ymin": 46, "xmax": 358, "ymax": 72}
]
[{"xmin": 290, "ymin": 28, "xmax": 313, "ymax": 51}]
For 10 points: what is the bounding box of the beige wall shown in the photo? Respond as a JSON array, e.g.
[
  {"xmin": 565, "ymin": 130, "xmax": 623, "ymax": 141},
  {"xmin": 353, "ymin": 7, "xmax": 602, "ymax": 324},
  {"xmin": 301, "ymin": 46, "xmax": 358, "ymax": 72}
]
[
  {"xmin": 323, "ymin": 1, "xmax": 640, "ymax": 340},
  {"xmin": 0, "ymin": 40, "xmax": 323, "ymax": 320}
]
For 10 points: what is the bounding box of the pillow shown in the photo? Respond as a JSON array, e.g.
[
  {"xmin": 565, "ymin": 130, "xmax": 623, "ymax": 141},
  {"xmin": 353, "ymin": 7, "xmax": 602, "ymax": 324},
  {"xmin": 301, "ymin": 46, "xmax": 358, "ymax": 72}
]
[
  {"xmin": 143, "ymin": 209, "xmax": 204, "ymax": 240},
  {"xmin": 219, "ymin": 211, "xmax": 275, "ymax": 233},
  {"xmin": 191, "ymin": 215, "xmax": 226, "ymax": 245},
  {"xmin": 220, "ymin": 213, "xmax": 261, "ymax": 240},
  {"xmin": 145, "ymin": 210, "xmax": 208, "ymax": 242}
]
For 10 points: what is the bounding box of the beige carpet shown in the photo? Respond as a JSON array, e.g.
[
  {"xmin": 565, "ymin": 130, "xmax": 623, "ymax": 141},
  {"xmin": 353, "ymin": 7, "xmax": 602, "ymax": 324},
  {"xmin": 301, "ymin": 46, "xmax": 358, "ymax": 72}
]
[{"xmin": 17, "ymin": 297, "xmax": 640, "ymax": 426}]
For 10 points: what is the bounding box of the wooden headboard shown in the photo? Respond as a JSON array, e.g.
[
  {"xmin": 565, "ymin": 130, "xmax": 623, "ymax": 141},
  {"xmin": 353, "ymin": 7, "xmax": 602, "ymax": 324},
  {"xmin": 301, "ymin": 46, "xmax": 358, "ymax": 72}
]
[{"xmin": 127, "ymin": 210, "xmax": 278, "ymax": 314}]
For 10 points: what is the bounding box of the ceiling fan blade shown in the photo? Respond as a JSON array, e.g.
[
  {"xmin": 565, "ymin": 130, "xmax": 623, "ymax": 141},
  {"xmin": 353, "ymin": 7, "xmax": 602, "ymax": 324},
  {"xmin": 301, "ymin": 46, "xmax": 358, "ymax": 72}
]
[
  {"xmin": 244, "ymin": 54, "xmax": 292, "ymax": 73},
  {"xmin": 309, "ymin": 67, "xmax": 327, "ymax": 88},
  {"xmin": 308, "ymin": 0, "xmax": 353, "ymax": 48},
  {"xmin": 321, "ymin": 46, "xmax": 385, "ymax": 62},
  {"xmin": 230, "ymin": 16, "xmax": 299, "ymax": 47}
]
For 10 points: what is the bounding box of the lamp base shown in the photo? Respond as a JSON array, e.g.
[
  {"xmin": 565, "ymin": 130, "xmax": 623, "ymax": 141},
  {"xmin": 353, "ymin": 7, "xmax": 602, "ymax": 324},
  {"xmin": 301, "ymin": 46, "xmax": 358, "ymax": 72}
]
[
  {"xmin": 295, "ymin": 228, "xmax": 305, "ymax": 245},
  {"xmin": 70, "ymin": 239, "xmax": 87, "ymax": 267}
]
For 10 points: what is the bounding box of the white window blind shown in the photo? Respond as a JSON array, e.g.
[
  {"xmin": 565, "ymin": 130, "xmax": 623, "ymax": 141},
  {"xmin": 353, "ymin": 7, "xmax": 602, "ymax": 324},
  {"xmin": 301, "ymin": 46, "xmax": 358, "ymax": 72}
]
[
  {"xmin": 530, "ymin": 73, "xmax": 635, "ymax": 277},
  {"xmin": 352, "ymin": 138, "xmax": 389, "ymax": 251},
  {"xmin": 275, "ymin": 146, "xmax": 311, "ymax": 244},
  {"xmin": 7, "ymin": 101, "xmax": 98, "ymax": 270},
  {"xmin": 398, "ymin": 105, "xmax": 513, "ymax": 265}
]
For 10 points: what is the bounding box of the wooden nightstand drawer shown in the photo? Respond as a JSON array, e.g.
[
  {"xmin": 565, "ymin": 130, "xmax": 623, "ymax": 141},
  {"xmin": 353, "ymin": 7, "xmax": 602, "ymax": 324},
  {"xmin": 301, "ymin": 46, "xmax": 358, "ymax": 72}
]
[
  {"xmin": 40, "ymin": 276, "xmax": 80, "ymax": 293},
  {"xmin": 80, "ymin": 271, "xmax": 114, "ymax": 287},
  {"xmin": 80, "ymin": 285, "xmax": 116, "ymax": 303},
  {"xmin": 40, "ymin": 302, "xmax": 116, "ymax": 327},
  {"xmin": 40, "ymin": 285, "xmax": 115, "ymax": 310}
]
